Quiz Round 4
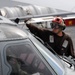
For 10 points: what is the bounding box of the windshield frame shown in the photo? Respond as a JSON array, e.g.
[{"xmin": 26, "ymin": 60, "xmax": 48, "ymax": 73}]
[
  {"xmin": 29, "ymin": 34, "xmax": 66, "ymax": 75},
  {"xmin": 3, "ymin": 39, "xmax": 57, "ymax": 75}
]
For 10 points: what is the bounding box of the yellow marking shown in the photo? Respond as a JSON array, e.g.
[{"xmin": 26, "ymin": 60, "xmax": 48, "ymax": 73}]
[{"xmin": 68, "ymin": 21, "xmax": 72, "ymax": 25}]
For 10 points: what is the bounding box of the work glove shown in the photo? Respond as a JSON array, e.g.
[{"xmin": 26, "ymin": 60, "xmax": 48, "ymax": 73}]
[{"xmin": 24, "ymin": 18, "xmax": 31, "ymax": 24}]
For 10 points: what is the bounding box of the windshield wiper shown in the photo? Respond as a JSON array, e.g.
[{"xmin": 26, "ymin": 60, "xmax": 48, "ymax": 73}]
[
  {"xmin": 31, "ymin": 34, "xmax": 75, "ymax": 70},
  {"xmin": 44, "ymin": 42, "xmax": 75, "ymax": 70},
  {"xmin": 62, "ymin": 56, "xmax": 75, "ymax": 70}
]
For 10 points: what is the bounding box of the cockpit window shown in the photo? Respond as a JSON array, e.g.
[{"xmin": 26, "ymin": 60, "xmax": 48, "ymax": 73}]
[
  {"xmin": 6, "ymin": 41, "xmax": 56, "ymax": 75},
  {"xmin": 0, "ymin": 25, "xmax": 27, "ymax": 40}
]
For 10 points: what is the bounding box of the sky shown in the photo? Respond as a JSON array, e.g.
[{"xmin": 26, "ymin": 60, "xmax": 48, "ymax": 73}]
[
  {"xmin": 12, "ymin": 0, "xmax": 75, "ymax": 12},
  {"xmin": 0, "ymin": 0, "xmax": 30, "ymax": 8}
]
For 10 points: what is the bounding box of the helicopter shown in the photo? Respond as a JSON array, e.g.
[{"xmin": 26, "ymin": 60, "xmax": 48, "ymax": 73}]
[
  {"xmin": 0, "ymin": 12, "xmax": 75, "ymax": 75},
  {"xmin": 0, "ymin": 1, "xmax": 75, "ymax": 74}
]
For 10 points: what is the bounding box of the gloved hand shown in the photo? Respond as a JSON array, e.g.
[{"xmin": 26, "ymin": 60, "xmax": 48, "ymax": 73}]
[{"xmin": 24, "ymin": 18, "xmax": 31, "ymax": 24}]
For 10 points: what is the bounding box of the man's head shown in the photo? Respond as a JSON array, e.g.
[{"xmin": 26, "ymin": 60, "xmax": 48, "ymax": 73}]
[{"xmin": 50, "ymin": 17, "xmax": 66, "ymax": 34}]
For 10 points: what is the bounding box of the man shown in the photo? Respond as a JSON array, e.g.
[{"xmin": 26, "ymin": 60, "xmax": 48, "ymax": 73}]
[
  {"xmin": 25, "ymin": 17, "xmax": 75, "ymax": 57},
  {"xmin": 7, "ymin": 55, "xmax": 43, "ymax": 75}
]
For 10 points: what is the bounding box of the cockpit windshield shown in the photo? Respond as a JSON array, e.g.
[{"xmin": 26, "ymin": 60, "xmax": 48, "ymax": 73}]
[
  {"xmin": 0, "ymin": 24, "xmax": 27, "ymax": 40},
  {"xmin": 5, "ymin": 40, "xmax": 56, "ymax": 75}
]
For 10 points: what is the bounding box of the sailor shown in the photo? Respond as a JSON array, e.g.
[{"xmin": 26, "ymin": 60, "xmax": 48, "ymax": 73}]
[
  {"xmin": 24, "ymin": 17, "xmax": 75, "ymax": 58},
  {"xmin": 7, "ymin": 55, "xmax": 43, "ymax": 75}
]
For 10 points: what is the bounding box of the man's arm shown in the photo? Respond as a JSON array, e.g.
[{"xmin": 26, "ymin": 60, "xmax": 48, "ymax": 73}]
[
  {"xmin": 68, "ymin": 36, "xmax": 75, "ymax": 58},
  {"xmin": 25, "ymin": 22, "xmax": 46, "ymax": 40}
]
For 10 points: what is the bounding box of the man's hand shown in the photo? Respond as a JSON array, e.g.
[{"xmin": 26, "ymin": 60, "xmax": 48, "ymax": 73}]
[{"xmin": 24, "ymin": 18, "xmax": 31, "ymax": 24}]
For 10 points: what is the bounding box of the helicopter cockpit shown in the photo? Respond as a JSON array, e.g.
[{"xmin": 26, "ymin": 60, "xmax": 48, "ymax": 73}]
[
  {"xmin": 0, "ymin": 16, "xmax": 75, "ymax": 75},
  {"xmin": 0, "ymin": 16, "xmax": 64, "ymax": 75}
]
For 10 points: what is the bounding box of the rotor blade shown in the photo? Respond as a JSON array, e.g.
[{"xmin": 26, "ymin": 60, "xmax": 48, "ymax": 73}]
[
  {"xmin": 9, "ymin": 12, "xmax": 75, "ymax": 22},
  {"xmin": 26, "ymin": 17, "xmax": 53, "ymax": 24}
]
